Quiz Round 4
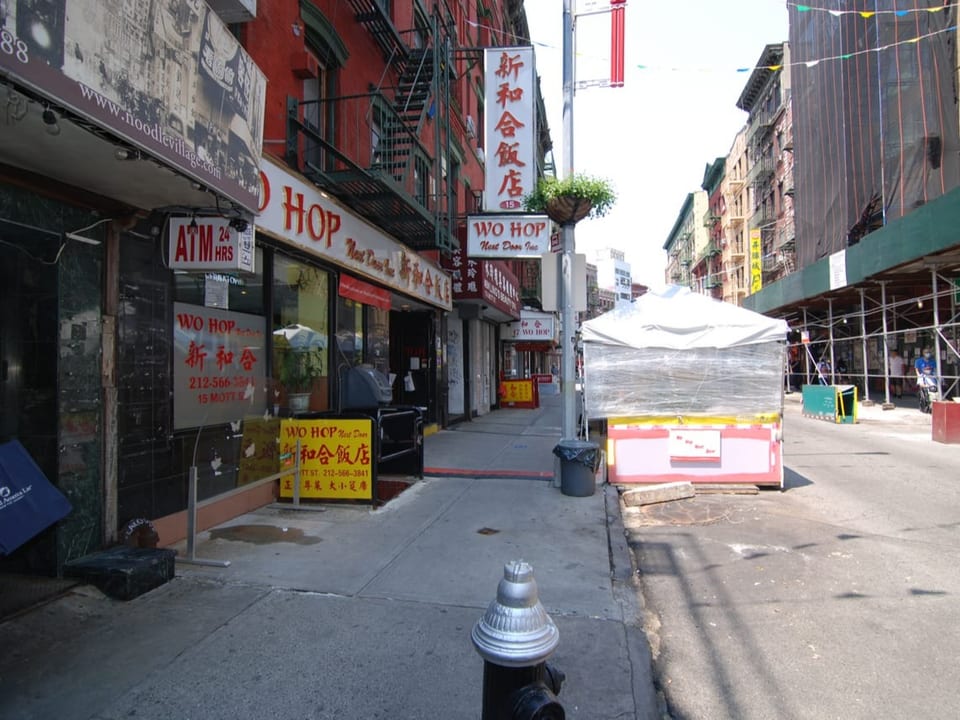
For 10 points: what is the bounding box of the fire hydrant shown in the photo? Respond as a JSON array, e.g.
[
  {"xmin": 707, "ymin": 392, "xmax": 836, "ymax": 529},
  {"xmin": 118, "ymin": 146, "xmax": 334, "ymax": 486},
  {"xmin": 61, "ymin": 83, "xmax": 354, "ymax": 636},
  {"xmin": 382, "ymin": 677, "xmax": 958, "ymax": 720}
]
[{"xmin": 472, "ymin": 560, "xmax": 566, "ymax": 720}]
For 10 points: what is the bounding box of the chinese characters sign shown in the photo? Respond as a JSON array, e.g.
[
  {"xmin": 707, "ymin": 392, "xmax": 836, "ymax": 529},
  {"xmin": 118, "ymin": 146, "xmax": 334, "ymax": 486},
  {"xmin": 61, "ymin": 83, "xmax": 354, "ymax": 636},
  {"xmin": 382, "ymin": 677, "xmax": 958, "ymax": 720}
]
[
  {"xmin": 484, "ymin": 47, "xmax": 536, "ymax": 212},
  {"xmin": 749, "ymin": 228, "xmax": 763, "ymax": 294},
  {"xmin": 501, "ymin": 311, "xmax": 557, "ymax": 341},
  {"xmin": 173, "ymin": 303, "xmax": 268, "ymax": 429},
  {"xmin": 466, "ymin": 214, "xmax": 551, "ymax": 257},
  {"xmin": 278, "ymin": 419, "xmax": 374, "ymax": 501},
  {"xmin": 442, "ymin": 249, "xmax": 520, "ymax": 317}
]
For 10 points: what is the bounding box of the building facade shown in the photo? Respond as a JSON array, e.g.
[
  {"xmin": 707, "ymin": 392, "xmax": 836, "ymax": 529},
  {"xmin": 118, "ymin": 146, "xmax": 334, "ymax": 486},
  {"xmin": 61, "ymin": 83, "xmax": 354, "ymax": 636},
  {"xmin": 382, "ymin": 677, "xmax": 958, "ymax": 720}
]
[
  {"xmin": 0, "ymin": 0, "xmax": 550, "ymax": 578},
  {"xmin": 722, "ymin": 127, "xmax": 750, "ymax": 304},
  {"xmin": 698, "ymin": 157, "xmax": 725, "ymax": 299},
  {"xmin": 663, "ymin": 191, "xmax": 707, "ymax": 290}
]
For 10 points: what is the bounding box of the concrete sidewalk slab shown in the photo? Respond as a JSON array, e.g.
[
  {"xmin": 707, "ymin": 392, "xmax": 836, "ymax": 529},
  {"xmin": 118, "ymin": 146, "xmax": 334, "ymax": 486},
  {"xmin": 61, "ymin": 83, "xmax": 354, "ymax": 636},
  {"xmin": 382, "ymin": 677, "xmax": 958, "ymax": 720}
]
[{"xmin": 1, "ymin": 391, "xmax": 661, "ymax": 720}]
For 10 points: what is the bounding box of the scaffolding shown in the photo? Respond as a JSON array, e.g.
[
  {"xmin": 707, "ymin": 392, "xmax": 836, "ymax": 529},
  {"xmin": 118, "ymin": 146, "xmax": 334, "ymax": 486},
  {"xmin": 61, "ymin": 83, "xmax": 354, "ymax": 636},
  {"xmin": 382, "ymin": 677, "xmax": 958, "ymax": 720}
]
[{"xmin": 784, "ymin": 268, "xmax": 960, "ymax": 405}]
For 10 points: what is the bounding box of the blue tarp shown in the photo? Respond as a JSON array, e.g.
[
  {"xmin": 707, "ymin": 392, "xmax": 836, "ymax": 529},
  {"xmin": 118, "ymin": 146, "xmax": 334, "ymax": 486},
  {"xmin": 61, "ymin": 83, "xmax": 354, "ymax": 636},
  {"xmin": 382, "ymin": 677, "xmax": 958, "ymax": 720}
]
[{"xmin": 0, "ymin": 440, "xmax": 72, "ymax": 555}]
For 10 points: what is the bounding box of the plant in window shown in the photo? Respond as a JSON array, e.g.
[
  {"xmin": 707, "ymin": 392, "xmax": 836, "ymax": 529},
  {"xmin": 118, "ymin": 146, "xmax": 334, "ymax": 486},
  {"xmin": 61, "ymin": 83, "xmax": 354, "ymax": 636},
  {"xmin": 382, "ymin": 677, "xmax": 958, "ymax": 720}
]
[
  {"xmin": 278, "ymin": 348, "xmax": 324, "ymax": 395},
  {"xmin": 522, "ymin": 174, "xmax": 617, "ymax": 225}
]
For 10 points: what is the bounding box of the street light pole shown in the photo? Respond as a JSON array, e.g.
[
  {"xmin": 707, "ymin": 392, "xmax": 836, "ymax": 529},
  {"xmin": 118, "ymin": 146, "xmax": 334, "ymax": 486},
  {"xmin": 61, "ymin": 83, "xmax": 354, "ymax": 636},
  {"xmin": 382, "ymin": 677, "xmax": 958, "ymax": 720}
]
[{"xmin": 560, "ymin": 0, "xmax": 577, "ymax": 443}]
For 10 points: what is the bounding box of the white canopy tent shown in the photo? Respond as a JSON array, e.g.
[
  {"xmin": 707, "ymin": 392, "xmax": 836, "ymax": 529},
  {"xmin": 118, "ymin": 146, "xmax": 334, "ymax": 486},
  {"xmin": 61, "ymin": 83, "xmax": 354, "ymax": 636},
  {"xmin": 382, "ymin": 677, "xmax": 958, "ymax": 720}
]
[{"xmin": 581, "ymin": 287, "xmax": 789, "ymax": 419}]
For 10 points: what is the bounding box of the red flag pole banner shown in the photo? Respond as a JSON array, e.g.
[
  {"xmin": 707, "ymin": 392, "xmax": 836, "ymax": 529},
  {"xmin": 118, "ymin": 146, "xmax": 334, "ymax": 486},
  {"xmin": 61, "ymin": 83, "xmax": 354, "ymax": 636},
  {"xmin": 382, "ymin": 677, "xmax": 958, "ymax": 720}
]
[{"xmin": 610, "ymin": 0, "xmax": 626, "ymax": 88}]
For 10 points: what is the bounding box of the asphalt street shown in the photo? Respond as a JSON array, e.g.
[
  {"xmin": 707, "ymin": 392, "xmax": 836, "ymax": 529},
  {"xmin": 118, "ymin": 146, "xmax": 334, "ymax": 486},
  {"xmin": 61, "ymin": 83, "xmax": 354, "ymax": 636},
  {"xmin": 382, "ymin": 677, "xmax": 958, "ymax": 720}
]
[{"xmin": 626, "ymin": 395, "xmax": 960, "ymax": 720}]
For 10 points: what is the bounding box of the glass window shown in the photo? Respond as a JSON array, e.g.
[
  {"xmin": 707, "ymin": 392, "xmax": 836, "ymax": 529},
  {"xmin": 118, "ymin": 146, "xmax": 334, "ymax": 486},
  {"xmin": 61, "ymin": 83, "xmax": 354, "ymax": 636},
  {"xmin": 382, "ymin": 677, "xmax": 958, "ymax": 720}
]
[
  {"xmin": 365, "ymin": 306, "xmax": 390, "ymax": 375},
  {"xmin": 273, "ymin": 254, "xmax": 331, "ymax": 413},
  {"xmin": 335, "ymin": 296, "xmax": 391, "ymax": 378},
  {"xmin": 173, "ymin": 248, "xmax": 264, "ymax": 313}
]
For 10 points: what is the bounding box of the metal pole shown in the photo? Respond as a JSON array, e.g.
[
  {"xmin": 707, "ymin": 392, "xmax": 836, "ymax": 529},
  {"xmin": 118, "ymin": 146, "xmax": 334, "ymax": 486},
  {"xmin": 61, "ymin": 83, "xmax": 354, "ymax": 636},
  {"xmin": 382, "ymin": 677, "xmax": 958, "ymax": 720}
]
[
  {"xmin": 859, "ymin": 289, "xmax": 871, "ymax": 404},
  {"xmin": 179, "ymin": 464, "xmax": 230, "ymax": 568},
  {"xmin": 827, "ymin": 299, "xmax": 835, "ymax": 384},
  {"xmin": 292, "ymin": 438, "xmax": 302, "ymax": 508},
  {"xmin": 880, "ymin": 281, "xmax": 892, "ymax": 406},
  {"xmin": 560, "ymin": 0, "xmax": 576, "ymax": 442},
  {"xmin": 932, "ymin": 267, "xmax": 943, "ymax": 384},
  {"xmin": 801, "ymin": 307, "xmax": 809, "ymax": 385}
]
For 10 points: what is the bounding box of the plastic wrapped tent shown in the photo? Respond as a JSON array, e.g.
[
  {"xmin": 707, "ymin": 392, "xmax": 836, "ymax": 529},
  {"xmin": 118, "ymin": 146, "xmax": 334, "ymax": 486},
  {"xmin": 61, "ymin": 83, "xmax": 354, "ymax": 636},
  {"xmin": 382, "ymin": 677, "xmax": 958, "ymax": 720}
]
[{"xmin": 581, "ymin": 287, "xmax": 789, "ymax": 419}]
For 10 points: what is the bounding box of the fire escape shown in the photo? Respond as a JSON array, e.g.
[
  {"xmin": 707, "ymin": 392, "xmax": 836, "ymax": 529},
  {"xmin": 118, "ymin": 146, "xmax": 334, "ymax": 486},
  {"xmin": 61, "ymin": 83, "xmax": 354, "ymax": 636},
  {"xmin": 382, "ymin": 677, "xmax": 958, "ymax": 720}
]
[{"xmin": 285, "ymin": 2, "xmax": 459, "ymax": 253}]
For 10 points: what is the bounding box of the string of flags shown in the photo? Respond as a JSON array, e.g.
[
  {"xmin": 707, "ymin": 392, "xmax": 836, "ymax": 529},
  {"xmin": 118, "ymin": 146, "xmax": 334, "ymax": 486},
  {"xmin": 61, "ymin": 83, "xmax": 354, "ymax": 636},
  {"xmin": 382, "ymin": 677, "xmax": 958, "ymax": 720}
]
[
  {"xmin": 789, "ymin": 1, "xmax": 954, "ymax": 18},
  {"xmin": 466, "ymin": 7, "xmax": 957, "ymax": 80},
  {"xmin": 636, "ymin": 21, "xmax": 957, "ymax": 74}
]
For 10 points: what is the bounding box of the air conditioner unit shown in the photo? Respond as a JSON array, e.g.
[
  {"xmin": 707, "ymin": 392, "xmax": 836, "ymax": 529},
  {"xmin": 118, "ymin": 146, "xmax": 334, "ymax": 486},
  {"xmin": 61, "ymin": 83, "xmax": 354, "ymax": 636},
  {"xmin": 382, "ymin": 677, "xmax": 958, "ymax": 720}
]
[
  {"xmin": 291, "ymin": 51, "xmax": 319, "ymax": 79},
  {"xmin": 465, "ymin": 115, "xmax": 477, "ymax": 138},
  {"xmin": 474, "ymin": 145, "xmax": 485, "ymax": 164}
]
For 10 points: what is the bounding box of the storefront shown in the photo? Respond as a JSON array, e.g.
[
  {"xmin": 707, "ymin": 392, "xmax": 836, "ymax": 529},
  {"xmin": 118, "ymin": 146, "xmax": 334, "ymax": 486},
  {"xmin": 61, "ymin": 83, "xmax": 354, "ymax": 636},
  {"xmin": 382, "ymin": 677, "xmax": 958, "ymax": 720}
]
[
  {"xmin": 0, "ymin": 1, "xmax": 267, "ymax": 573},
  {"xmin": 501, "ymin": 309, "xmax": 561, "ymax": 387},
  {"xmin": 442, "ymin": 249, "xmax": 521, "ymax": 421},
  {"xmin": 256, "ymin": 157, "xmax": 452, "ymax": 420}
]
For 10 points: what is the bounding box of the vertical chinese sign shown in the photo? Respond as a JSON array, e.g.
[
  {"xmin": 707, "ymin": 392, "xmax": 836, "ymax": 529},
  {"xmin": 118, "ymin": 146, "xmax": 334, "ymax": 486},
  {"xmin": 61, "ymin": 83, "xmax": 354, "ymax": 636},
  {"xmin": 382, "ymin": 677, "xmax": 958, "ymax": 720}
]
[
  {"xmin": 484, "ymin": 47, "xmax": 536, "ymax": 212},
  {"xmin": 749, "ymin": 228, "xmax": 763, "ymax": 294},
  {"xmin": 173, "ymin": 303, "xmax": 268, "ymax": 429},
  {"xmin": 278, "ymin": 419, "xmax": 374, "ymax": 501}
]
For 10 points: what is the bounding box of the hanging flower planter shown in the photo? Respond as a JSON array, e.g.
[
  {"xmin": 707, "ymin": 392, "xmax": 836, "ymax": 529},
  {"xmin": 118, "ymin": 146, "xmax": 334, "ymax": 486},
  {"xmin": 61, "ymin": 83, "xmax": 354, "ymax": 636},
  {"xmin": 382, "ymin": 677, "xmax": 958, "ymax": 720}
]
[
  {"xmin": 545, "ymin": 195, "xmax": 594, "ymax": 225},
  {"xmin": 523, "ymin": 174, "xmax": 617, "ymax": 226}
]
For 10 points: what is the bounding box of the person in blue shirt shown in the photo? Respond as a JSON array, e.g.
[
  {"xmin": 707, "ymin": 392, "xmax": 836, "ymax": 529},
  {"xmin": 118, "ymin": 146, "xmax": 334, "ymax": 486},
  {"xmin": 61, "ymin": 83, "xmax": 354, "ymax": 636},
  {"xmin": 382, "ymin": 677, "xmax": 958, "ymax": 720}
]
[
  {"xmin": 915, "ymin": 348, "xmax": 937, "ymax": 380},
  {"xmin": 914, "ymin": 348, "xmax": 939, "ymax": 413}
]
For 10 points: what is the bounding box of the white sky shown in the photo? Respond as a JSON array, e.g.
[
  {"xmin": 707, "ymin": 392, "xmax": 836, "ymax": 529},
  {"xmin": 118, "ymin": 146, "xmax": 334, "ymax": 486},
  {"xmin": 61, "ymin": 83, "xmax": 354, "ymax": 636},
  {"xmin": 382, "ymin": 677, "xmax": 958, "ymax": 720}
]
[{"xmin": 523, "ymin": 0, "xmax": 788, "ymax": 287}]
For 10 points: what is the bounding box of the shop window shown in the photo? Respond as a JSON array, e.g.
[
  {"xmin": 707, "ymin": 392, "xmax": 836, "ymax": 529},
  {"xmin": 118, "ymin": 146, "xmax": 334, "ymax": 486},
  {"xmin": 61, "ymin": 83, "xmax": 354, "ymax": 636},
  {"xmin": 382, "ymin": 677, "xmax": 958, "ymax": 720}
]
[
  {"xmin": 365, "ymin": 306, "xmax": 390, "ymax": 376},
  {"xmin": 336, "ymin": 297, "xmax": 391, "ymax": 382},
  {"xmin": 273, "ymin": 255, "xmax": 331, "ymax": 413},
  {"xmin": 173, "ymin": 249, "xmax": 264, "ymax": 313}
]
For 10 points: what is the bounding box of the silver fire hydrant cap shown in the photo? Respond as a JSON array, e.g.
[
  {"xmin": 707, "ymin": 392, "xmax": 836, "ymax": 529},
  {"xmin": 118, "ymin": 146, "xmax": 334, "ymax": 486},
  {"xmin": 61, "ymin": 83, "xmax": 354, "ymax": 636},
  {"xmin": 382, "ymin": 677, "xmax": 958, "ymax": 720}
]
[{"xmin": 471, "ymin": 560, "xmax": 559, "ymax": 667}]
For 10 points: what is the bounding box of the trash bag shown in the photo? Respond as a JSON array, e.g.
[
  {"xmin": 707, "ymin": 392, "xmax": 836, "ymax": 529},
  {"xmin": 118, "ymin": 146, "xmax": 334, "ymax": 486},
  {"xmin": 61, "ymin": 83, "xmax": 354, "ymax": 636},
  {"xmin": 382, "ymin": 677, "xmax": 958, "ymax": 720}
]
[{"xmin": 552, "ymin": 440, "xmax": 601, "ymax": 473}]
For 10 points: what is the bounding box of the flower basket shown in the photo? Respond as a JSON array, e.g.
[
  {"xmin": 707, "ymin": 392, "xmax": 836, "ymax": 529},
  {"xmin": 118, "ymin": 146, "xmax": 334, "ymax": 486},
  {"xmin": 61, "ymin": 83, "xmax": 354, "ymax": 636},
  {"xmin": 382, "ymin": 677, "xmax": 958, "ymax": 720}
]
[
  {"xmin": 545, "ymin": 195, "xmax": 594, "ymax": 225},
  {"xmin": 523, "ymin": 174, "xmax": 616, "ymax": 225}
]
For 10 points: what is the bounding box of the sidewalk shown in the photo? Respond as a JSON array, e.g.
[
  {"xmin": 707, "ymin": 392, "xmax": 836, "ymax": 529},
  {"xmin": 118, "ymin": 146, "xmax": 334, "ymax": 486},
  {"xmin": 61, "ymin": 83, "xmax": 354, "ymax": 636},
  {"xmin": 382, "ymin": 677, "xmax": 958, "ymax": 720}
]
[{"xmin": 0, "ymin": 393, "xmax": 660, "ymax": 720}]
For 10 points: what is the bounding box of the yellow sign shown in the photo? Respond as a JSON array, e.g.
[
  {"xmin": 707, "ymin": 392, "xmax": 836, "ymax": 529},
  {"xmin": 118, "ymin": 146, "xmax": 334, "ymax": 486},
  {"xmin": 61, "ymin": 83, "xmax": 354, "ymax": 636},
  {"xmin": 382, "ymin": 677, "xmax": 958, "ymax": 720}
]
[
  {"xmin": 278, "ymin": 418, "xmax": 374, "ymax": 500},
  {"xmin": 501, "ymin": 379, "xmax": 534, "ymax": 403},
  {"xmin": 749, "ymin": 228, "xmax": 763, "ymax": 294},
  {"xmin": 238, "ymin": 416, "xmax": 281, "ymax": 486}
]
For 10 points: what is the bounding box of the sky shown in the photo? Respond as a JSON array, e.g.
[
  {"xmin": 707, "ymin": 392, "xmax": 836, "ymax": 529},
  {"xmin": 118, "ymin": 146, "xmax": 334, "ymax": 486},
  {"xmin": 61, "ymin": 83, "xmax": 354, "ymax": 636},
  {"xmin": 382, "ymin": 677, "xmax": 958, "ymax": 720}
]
[{"xmin": 523, "ymin": 0, "xmax": 789, "ymax": 287}]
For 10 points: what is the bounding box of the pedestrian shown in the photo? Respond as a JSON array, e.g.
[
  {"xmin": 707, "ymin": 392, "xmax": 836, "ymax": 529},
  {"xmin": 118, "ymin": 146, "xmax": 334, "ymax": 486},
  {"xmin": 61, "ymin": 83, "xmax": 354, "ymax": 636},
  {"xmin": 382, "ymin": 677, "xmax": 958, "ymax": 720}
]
[
  {"xmin": 888, "ymin": 349, "xmax": 904, "ymax": 398},
  {"xmin": 817, "ymin": 357, "xmax": 831, "ymax": 385},
  {"xmin": 915, "ymin": 347, "xmax": 936, "ymax": 379}
]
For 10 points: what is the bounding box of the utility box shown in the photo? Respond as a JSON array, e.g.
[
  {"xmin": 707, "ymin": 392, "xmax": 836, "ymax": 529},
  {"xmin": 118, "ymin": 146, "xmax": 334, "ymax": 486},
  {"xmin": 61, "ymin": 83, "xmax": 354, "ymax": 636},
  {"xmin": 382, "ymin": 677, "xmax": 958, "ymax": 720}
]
[{"xmin": 932, "ymin": 400, "xmax": 960, "ymax": 444}]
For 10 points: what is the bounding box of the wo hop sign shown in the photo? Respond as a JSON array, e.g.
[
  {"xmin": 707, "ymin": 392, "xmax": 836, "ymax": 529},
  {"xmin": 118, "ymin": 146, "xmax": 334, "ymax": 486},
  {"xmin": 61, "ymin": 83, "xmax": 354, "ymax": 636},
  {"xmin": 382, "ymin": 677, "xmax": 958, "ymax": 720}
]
[{"xmin": 466, "ymin": 214, "xmax": 551, "ymax": 258}]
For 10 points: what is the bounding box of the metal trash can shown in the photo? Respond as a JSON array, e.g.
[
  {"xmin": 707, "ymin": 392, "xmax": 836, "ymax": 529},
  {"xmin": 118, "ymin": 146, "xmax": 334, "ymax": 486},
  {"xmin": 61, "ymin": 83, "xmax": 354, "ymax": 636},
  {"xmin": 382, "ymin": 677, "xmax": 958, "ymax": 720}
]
[{"xmin": 552, "ymin": 440, "xmax": 600, "ymax": 497}]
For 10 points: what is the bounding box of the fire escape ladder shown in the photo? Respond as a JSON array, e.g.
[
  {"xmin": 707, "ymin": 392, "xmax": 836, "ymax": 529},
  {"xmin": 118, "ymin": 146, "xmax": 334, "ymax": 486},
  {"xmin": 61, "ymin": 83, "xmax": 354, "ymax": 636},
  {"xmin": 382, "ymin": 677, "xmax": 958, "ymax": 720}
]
[{"xmin": 344, "ymin": 0, "xmax": 409, "ymax": 71}]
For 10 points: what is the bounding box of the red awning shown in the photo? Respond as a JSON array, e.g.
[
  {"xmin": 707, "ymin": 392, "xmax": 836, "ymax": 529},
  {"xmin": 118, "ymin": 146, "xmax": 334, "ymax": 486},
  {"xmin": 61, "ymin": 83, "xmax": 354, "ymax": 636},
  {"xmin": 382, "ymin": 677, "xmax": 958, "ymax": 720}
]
[{"xmin": 338, "ymin": 274, "xmax": 391, "ymax": 311}]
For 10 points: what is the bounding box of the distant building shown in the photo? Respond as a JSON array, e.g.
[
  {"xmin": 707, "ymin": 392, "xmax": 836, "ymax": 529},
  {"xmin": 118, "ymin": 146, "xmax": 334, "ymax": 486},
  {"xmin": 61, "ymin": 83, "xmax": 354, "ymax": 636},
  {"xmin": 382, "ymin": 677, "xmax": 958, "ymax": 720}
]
[
  {"xmin": 722, "ymin": 127, "xmax": 750, "ymax": 305},
  {"xmin": 593, "ymin": 247, "xmax": 632, "ymax": 306},
  {"xmin": 663, "ymin": 191, "xmax": 708, "ymax": 290},
  {"xmin": 736, "ymin": 42, "xmax": 794, "ymax": 291}
]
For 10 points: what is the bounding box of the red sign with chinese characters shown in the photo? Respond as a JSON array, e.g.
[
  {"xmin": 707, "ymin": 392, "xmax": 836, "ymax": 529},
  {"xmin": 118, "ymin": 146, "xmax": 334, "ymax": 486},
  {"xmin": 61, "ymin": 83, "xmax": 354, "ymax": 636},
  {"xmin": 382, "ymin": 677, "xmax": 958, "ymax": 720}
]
[
  {"xmin": 442, "ymin": 249, "xmax": 521, "ymax": 318},
  {"xmin": 484, "ymin": 47, "xmax": 536, "ymax": 212}
]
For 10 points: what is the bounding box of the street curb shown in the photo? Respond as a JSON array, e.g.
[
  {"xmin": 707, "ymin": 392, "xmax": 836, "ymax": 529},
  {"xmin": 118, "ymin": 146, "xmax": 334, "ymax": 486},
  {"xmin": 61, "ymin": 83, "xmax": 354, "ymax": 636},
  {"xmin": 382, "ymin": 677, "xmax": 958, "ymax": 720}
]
[
  {"xmin": 604, "ymin": 483, "xmax": 662, "ymax": 719},
  {"xmin": 423, "ymin": 467, "xmax": 553, "ymax": 481}
]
